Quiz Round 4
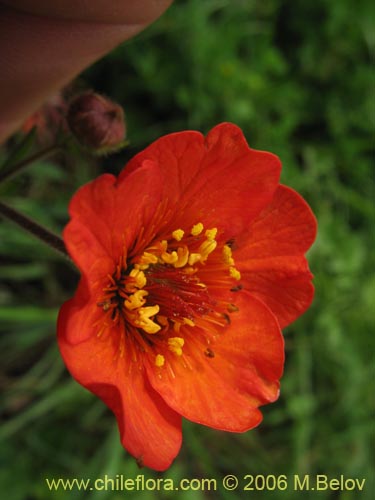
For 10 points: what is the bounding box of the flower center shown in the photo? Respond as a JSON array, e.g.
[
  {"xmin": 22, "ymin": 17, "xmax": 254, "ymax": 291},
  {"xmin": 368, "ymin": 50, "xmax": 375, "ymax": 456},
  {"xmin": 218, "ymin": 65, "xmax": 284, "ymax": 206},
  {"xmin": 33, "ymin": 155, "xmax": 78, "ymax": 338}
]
[{"xmin": 96, "ymin": 222, "xmax": 241, "ymax": 366}]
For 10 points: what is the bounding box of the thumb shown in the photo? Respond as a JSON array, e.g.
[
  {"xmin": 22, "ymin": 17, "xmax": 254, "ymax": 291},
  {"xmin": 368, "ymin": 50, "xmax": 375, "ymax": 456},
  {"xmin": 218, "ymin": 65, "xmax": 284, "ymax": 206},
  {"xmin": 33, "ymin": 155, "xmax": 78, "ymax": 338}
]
[{"xmin": 0, "ymin": 1, "xmax": 173, "ymax": 143}]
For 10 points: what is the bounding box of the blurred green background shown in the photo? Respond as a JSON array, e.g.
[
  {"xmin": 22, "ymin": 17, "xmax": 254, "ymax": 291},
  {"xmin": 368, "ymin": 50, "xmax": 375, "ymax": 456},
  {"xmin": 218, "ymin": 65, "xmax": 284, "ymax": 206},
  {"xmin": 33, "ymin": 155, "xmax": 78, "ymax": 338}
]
[{"xmin": 0, "ymin": 0, "xmax": 374, "ymax": 499}]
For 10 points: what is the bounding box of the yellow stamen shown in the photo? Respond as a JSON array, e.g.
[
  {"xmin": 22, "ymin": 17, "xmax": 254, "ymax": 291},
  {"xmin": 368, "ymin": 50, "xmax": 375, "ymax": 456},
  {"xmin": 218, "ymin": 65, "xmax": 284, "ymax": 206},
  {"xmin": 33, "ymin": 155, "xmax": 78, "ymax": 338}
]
[
  {"xmin": 168, "ymin": 337, "xmax": 185, "ymax": 356},
  {"xmin": 191, "ymin": 222, "xmax": 204, "ymax": 236},
  {"xmin": 172, "ymin": 229, "xmax": 184, "ymax": 241},
  {"xmin": 222, "ymin": 245, "xmax": 235, "ymax": 266},
  {"xmin": 174, "ymin": 246, "xmax": 189, "ymax": 268},
  {"xmin": 129, "ymin": 268, "xmax": 147, "ymax": 289},
  {"xmin": 188, "ymin": 253, "xmax": 201, "ymax": 266},
  {"xmin": 161, "ymin": 250, "xmax": 178, "ymax": 264},
  {"xmin": 159, "ymin": 240, "xmax": 168, "ymax": 252},
  {"xmin": 124, "ymin": 290, "xmax": 148, "ymax": 310},
  {"xmin": 138, "ymin": 252, "xmax": 158, "ymax": 267},
  {"xmin": 99, "ymin": 221, "xmax": 240, "ymax": 343},
  {"xmin": 229, "ymin": 266, "xmax": 241, "ymax": 281},
  {"xmin": 199, "ymin": 239, "xmax": 217, "ymax": 260},
  {"xmin": 134, "ymin": 305, "xmax": 161, "ymax": 334},
  {"xmin": 183, "ymin": 317, "xmax": 195, "ymax": 327},
  {"xmin": 155, "ymin": 354, "xmax": 165, "ymax": 367},
  {"xmin": 184, "ymin": 267, "xmax": 197, "ymax": 275},
  {"xmin": 205, "ymin": 228, "xmax": 217, "ymax": 240}
]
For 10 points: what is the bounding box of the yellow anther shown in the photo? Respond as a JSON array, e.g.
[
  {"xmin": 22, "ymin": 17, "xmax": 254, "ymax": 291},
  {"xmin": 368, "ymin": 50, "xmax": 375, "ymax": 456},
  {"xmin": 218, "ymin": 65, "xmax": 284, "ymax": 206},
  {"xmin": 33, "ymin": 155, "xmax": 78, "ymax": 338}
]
[
  {"xmin": 229, "ymin": 266, "xmax": 241, "ymax": 281},
  {"xmin": 138, "ymin": 252, "xmax": 158, "ymax": 267},
  {"xmin": 136, "ymin": 263, "xmax": 150, "ymax": 271},
  {"xmin": 191, "ymin": 222, "xmax": 204, "ymax": 236},
  {"xmin": 172, "ymin": 229, "xmax": 184, "ymax": 241},
  {"xmin": 174, "ymin": 246, "xmax": 189, "ymax": 268},
  {"xmin": 222, "ymin": 245, "xmax": 234, "ymax": 266},
  {"xmin": 159, "ymin": 240, "xmax": 168, "ymax": 252},
  {"xmin": 183, "ymin": 267, "xmax": 197, "ymax": 275},
  {"xmin": 205, "ymin": 228, "xmax": 217, "ymax": 240},
  {"xmin": 168, "ymin": 337, "xmax": 185, "ymax": 356},
  {"xmin": 199, "ymin": 239, "xmax": 217, "ymax": 260},
  {"xmin": 155, "ymin": 354, "xmax": 165, "ymax": 367},
  {"xmin": 129, "ymin": 268, "xmax": 147, "ymax": 289},
  {"xmin": 139, "ymin": 304, "xmax": 159, "ymax": 318},
  {"xmin": 161, "ymin": 251, "xmax": 178, "ymax": 264},
  {"xmin": 135, "ymin": 305, "xmax": 161, "ymax": 334},
  {"xmin": 188, "ymin": 253, "xmax": 201, "ymax": 266},
  {"xmin": 183, "ymin": 317, "xmax": 195, "ymax": 327},
  {"xmin": 124, "ymin": 290, "xmax": 148, "ymax": 310}
]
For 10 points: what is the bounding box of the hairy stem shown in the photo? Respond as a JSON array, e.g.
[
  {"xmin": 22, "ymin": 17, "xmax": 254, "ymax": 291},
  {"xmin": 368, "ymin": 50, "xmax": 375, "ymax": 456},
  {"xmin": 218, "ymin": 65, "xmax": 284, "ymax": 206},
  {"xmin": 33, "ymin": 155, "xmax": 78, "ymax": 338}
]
[
  {"xmin": 0, "ymin": 200, "xmax": 69, "ymax": 259},
  {"xmin": 0, "ymin": 144, "xmax": 61, "ymax": 184}
]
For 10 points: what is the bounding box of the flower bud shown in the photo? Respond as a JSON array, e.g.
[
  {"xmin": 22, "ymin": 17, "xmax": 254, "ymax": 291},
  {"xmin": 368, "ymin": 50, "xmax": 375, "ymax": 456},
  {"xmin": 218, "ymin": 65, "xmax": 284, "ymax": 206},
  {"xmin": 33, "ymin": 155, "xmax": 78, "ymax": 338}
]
[
  {"xmin": 67, "ymin": 91, "xmax": 126, "ymax": 154},
  {"xmin": 22, "ymin": 92, "xmax": 67, "ymax": 145}
]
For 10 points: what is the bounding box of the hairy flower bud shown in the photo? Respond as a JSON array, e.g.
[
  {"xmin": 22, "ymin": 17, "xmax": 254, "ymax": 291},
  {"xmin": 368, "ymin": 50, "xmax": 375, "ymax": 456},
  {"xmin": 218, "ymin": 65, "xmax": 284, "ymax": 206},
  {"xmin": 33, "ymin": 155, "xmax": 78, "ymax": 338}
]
[
  {"xmin": 67, "ymin": 91, "xmax": 126, "ymax": 154},
  {"xmin": 22, "ymin": 92, "xmax": 67, "ymax": 145}
]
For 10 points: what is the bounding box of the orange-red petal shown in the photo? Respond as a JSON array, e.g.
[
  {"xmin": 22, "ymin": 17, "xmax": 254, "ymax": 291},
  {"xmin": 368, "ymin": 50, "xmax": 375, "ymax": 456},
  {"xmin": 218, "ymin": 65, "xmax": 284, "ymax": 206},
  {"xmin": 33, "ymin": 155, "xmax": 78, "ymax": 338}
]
[
  {"xmin": 121, "ymin": 123, "xmax": 281, "ymax": 239},
  {"xmin": 64, "ymin": 160, "xmax": 164, "ymax": 278},
  {"xmin": 235, "ymin": 185, "xmax": 317, "ymax": 328},
  {"xmin": 57, "ymin": 299, "xmax": 182, "ymax": 471},
  {"xmin": 145, "ymin": 292, "xmax": 284, "ymax": 432}
]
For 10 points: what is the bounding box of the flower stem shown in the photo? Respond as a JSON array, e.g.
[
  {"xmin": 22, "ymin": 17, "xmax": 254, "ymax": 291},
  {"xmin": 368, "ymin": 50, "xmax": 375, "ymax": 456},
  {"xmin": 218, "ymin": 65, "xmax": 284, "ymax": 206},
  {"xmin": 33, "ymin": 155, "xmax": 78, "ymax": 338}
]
[
  {"xmin": 0, "ymin": 144, "xmax": 61, "ymax": 185},
  {"xmin": 0, "ymin": 200, "xmax": 69, "ymax": 259}
]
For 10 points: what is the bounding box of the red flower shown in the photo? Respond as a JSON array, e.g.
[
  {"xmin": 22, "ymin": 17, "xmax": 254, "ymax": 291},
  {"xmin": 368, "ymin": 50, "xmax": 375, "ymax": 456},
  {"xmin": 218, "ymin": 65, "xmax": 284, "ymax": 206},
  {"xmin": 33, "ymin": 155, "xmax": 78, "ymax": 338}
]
[{"xmin": 57, "ymin": 123, "xmax": 317, "ymax": 470}]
